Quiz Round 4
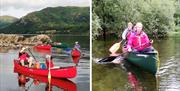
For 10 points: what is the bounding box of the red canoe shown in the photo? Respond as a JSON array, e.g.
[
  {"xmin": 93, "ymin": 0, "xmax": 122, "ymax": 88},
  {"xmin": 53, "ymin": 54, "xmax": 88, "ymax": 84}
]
[
  {"xmin": 33, "ymin": 45, "xmax": 52, "ymax": 50},
  {"xmin": 17, "ymin": 74, "xmax": 77, "ymax": 91},
  {"xmin": 71, "ymin": 49, "xmax": 81, "ymax": 57},
  {"xmin": 14, "ymin": 60, "xmax": 77, "ymax": 78}
]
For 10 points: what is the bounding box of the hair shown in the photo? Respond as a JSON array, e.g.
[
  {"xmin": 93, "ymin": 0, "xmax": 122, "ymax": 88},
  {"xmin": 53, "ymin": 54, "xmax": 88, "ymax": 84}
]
[
  {"xmin": 128, "ymin": 22, "xmax": 133, "ymax": 26},
  {"xmin": 136, "ymin": 22, "xmax": 143, "ymax": 27},
  {"xmin": 136, "ymin": 22, "xmax": 144, "ymax": 32}
]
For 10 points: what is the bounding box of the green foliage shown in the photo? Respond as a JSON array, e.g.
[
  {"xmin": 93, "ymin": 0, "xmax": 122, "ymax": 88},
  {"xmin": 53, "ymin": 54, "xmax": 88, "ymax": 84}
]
[
  {"xmin": 92, "ymin": 11, "xmax": 102, "ymax": 39},
  {"xmin": 175, "ymin": 0, "xmax": 180, "ymax": 26},
  {"xmin": 0, "ymin": 7, "xmax": 89, "ymax": 34},
  {"xmin": 0, "ymin": 15, "xmax": 18, "ymax": 29},
  {"xmin": 93, "ymin": 0, "xmax": 176, "ymax": 38}
]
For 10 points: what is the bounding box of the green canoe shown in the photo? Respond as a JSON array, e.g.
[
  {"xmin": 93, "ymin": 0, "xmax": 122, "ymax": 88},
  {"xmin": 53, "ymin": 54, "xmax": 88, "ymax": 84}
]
[
  {"xmin": 126, "ymin": 49, "xmax": 160, "ymax": 75},
  {"xmin": 52, "ymin": 43, "xmax": 68, "ymax": 48}
]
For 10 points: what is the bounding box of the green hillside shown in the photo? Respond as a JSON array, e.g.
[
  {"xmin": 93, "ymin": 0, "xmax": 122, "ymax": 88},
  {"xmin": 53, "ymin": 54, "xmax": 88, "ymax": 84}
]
[
  {"xmin": 0, "ymin": 6, "xmax": 89, "ymax": 34},
  {"xmin": 0, "ymin": 15, "xmax": 18, "ymax": 29}
]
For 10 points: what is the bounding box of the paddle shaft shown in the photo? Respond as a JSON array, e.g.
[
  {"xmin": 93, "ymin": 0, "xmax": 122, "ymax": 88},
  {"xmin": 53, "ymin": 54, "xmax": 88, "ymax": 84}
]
[
  {"xmin": 27, "ymin": 48, "xmax": 38, "ymax": 62},
  {"xmin": 108, "ymin": 42, "xmax": 152, "ymax": 63},
  {"xmin": 48, "ymin": 59, "xmax": 51, "ymax": 91},
  {"xmin": 26, "ymin": 80, "xmax": 33, "ymax": 90}
]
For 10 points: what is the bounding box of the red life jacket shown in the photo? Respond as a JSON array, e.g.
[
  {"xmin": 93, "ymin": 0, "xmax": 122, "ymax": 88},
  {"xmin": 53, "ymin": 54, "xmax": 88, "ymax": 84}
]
[{"xmin": 19, "ymin": 52, "xmax": 29, "ymax": 62}]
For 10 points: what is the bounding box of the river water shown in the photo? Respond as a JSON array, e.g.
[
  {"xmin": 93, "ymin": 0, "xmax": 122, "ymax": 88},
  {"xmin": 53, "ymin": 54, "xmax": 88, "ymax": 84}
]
[
  {"xmin": 92, "ymin": 34, "xmax": 180, "ymax": 91},
  {"xmin": 0, "ymin": 35, "xmax": 90, "ymax": 91}
]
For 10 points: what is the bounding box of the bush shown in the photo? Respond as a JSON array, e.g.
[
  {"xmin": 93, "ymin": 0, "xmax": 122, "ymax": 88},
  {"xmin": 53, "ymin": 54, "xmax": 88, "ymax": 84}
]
[{"xmin": 93, "ymin": 0, "xmax": 176, "ymax": 38}]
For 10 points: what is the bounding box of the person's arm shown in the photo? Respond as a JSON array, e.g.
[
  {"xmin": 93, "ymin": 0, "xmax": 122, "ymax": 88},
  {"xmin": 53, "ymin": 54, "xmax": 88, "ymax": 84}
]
[
  {"xmin": 127, "ymin": 36, "xmax": 133, "ymax": 52},
  {"xmin": 26, "ymin": 52, "xmax": 30, "ymax": 58},
  {"xmin": 142, "ymin": 32, "xmax": 151, "ymax": 47},
  {"xmin": 19, "ymin": 52, "xmax": 22, "ymax": 57},
  {"xmin": 122, "ymin": 29, "xmax": 128, "ymax": 40},
  {"xmin": 143, "ymin": 32, "xmax": 150, "ymax": 43}
]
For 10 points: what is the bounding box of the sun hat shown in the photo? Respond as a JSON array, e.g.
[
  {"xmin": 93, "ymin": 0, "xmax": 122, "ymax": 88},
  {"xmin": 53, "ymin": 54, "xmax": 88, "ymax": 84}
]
[{"xmin": 20, "ymin": 47, "xmax": 26, "ymax": 53}]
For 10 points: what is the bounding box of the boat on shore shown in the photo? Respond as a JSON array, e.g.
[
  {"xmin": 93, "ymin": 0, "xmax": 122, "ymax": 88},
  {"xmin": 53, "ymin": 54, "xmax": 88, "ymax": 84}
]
[
  {"xmin": 51, "ymin": 43, "xmax": 68, "ymax": 49},
  {"xmin": 33, "ymin": 45, "xmax": 52, "ymax": 50}
]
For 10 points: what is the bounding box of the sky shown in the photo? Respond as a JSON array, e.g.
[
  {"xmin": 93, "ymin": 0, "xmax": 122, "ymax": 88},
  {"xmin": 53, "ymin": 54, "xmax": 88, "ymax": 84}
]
[{"xmin": 0, "ymin": 0, "xmax": 89, "ymax": 18}]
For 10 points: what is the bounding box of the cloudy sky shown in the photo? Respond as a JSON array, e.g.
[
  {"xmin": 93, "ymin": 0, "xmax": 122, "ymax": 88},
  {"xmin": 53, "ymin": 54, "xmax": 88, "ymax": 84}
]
[{"xmin": 0, "ymin": 0, "xmax": 89, "ymax": 18}]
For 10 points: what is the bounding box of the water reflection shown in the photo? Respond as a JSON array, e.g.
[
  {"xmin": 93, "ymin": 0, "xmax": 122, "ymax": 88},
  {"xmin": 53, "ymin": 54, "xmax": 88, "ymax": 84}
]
[
  {"xmin": 17, "ymin": 74, "xmax": 76, "ymax": 91},
  {"xmin": 93, "ymin": 59, "xmax": 157, "ymax": 91},
  {"xmin": 93, "ymin": 35, "xmax": 180, "ymax": 91}
]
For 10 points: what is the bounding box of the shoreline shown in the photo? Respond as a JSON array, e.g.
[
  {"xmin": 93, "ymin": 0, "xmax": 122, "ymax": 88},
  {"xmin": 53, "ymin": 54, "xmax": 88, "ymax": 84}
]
[{"xmin": 0, "ymin": 34, "xmax": 51, "ymax": 48}]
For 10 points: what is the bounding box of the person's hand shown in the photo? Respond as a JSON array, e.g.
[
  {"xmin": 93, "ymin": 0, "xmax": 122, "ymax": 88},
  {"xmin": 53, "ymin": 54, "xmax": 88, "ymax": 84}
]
[
  {"xmin": 25, "ymin": 46, "xmax": 29, "ymax": 49},
  {"xmin": 127, "ymin": 48, "xmax": 132, "ymax": 52},
  {"xmin": 150, "ymin": 40, "xmax": 153, "ymax": 44}
]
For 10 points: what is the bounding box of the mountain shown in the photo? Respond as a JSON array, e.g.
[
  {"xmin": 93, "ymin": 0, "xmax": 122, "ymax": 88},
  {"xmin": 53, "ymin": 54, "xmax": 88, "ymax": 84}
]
[
  {"xmin": 0, "ymin": 6, "xmax": 89, "ymax": 34},
  {"xmin": 0, "ymin": 15, "xmax": 18, "ymax": 29}
]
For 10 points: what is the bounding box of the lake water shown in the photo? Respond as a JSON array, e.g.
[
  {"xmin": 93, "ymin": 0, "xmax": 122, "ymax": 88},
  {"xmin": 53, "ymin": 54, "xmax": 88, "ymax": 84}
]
[
  {"xmin": 92, "ymin": 34, "xmax": 180, "ymax": 91},
  {"xmin": 0, "ymin": 35, "xmax": 90, "ymax": 91}
]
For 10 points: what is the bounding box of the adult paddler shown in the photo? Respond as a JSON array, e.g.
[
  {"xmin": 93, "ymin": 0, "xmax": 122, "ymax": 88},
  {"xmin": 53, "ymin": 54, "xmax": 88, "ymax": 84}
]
[
  {"xmin": 19, "ymin": 47, "xmax": 34, "ymax": 67},
  {"xmin": 127, "ymin": 22, "xmax": 153, "ymax": 52}
]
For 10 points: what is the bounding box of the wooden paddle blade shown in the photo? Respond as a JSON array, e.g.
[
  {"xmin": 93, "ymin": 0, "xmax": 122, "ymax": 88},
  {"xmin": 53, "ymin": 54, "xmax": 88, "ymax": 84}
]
[
  {"xmin": 109, "ymin": 43, "xmax": 120, "ymax": 54},
  {"xmin": 48, "ymin": 72, "xmax": 51, "ymax": 84}
]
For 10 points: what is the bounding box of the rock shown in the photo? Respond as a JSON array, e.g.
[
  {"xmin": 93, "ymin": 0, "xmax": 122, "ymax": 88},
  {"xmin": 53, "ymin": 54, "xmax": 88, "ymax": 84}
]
[{"xmin": 0, "ymin": 34, "xmax": 52, "ymax": 48}]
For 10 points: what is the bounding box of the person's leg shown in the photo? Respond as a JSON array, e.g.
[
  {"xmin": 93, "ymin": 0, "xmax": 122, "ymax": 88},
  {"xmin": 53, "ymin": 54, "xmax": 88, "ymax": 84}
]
[
  {"xmin": 28, "ymin": 57, "xmax": 34, "ymax": 67},
  {"xmin": 142, "ymin": 46, "xmax": 154, "ymax": 53},
  {"xmin": 20, "ymin": 60, "xmax": 25, "ymax": 66}
]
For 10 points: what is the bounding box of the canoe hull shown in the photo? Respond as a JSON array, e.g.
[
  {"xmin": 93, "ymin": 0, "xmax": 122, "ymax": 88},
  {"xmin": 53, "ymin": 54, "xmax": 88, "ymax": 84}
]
[
  {"xmin": 14, "ymin": 60, "xmax": 77, "ymax": 78},
  {"xmin": 51, "ymin": 43, "xmax": 68, "ymax": 48},
  {"xmin": 126, "ymin": 51, "xmax": 159, "ymax": 75},
  {"xmin": 34, "ymin": 45, "xmax": 51, "ymax": 50}
]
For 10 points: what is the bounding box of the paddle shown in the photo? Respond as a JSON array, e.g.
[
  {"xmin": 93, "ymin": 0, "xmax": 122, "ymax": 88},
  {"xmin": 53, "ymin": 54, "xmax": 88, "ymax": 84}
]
[
  {"xmin": 25, "ymin": 79, "xmax": 33, "ymax": 91},
  {"xmin": 97, "ymin": 42, "xmax": 152, "ymax": 64},
  {"xmin": 27, "ymin": 47, "xmax": 41, "ymax": 68},
  {"xmin": 109, "ymin": 40, "xmax": 123, "ymax": 54},
  {"xmin": 48, "ymin": 58, "xmax": 51, "ymax": 91},
  {"xmin": 27, "ymin": 48, "xmax": 37, "ymax": 62}
]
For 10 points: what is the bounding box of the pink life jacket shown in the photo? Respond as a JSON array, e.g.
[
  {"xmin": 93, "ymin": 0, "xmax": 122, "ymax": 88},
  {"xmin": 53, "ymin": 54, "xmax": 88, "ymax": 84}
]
[
  {"xmin": 127, "ymin": 31, "xmax": 136, "ymax": 40},
  {"xmin": 127, "ymin": 31, "xmax": 150, "ymax": 51}
]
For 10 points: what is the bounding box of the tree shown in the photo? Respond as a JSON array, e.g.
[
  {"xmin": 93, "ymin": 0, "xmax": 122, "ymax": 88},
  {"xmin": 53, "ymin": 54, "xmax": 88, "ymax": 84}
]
[{"xmin": 93, "ymin": 0, "xmax": 176, "ymax": 39}]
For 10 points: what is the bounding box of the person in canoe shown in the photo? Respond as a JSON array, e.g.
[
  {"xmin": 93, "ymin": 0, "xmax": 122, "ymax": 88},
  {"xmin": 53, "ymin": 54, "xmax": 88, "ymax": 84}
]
[
  {"xmin": 19, "ymin": 47, "xmax": 34, "ymax": 67},
  {"xmin": 122, "ymin": 22, "xmax": 137, "ymax": 53},
  {"xmin": 122, "ymin": 22, "xmax": 133, "ymax": 41},
  {"xmin": 45, "ymin": 55, "xmax": 54, "ymax": 68},
  {"xmin": 74, "ymin": 41, "xmax": 80, "ymax": 50},
  {"xmin": 127, "ymin": 22, "xmax": 153, "ymax": 53}
]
